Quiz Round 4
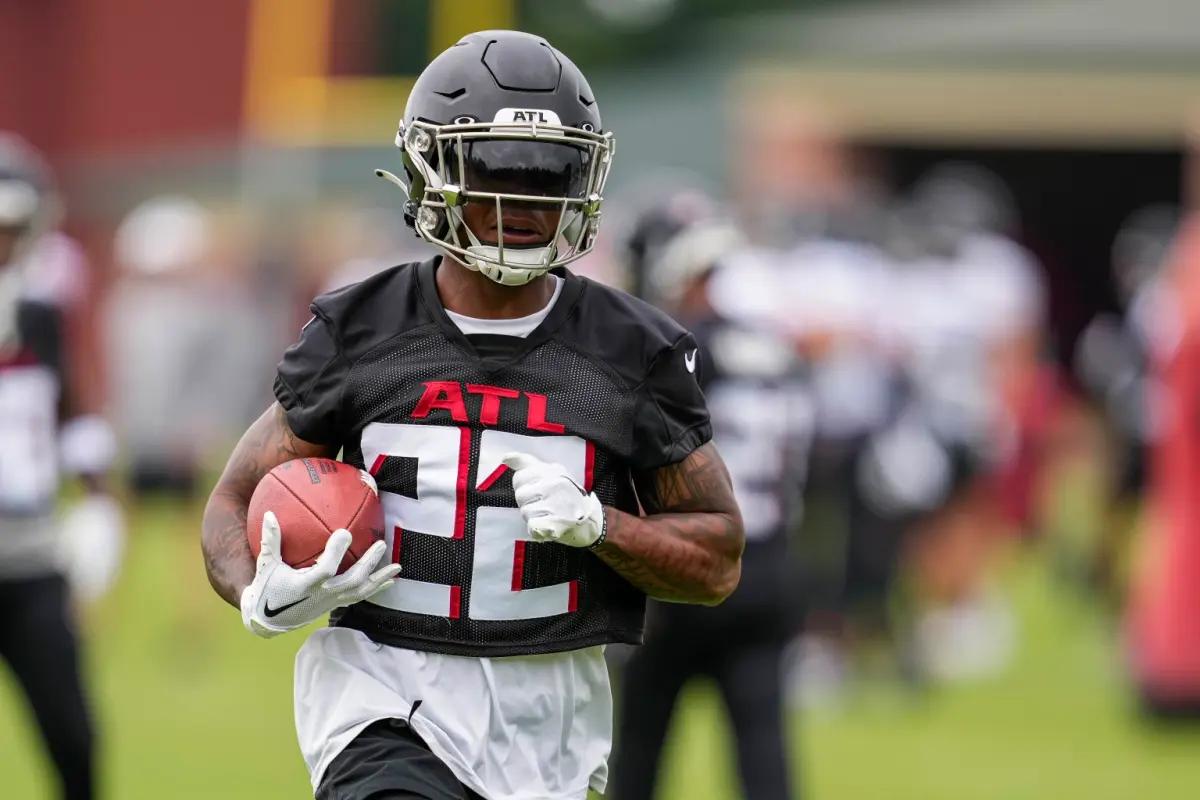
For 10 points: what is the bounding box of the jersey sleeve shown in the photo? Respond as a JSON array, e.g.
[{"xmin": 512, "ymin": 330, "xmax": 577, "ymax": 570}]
[
  {"xmin": 17, "ymin": 301, "xmax": 69, "ymax": 420},
  {"xmin": 631, "ymin": 332, "xmax": 712, "ymax": 470},
  {"xmin": 273, "ymin": 311, "xmax": 348, "ymax": 446}
]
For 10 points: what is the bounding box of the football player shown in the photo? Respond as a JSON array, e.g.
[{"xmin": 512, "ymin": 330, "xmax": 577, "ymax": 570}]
[
  {"xmin": 0, "ymin": 133, "xmax": 116, "ymax": 800},
  {"xmin": 611, "ymin": 217, "xmax": 811, "ymax": 800},
  {"xmin": 201, "ymin": 31, "xmax": 744, "ymax": 800}
]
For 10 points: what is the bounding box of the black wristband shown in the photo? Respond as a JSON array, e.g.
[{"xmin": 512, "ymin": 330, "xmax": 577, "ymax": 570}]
[{"xmin": 588, "ymin": 511, "xmax": 608, "ymax": 550}]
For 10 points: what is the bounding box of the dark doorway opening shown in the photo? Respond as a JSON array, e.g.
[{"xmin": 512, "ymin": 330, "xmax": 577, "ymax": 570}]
[{"xmin": 877, "ymin": 145, "xmax": 1183, "ymax": 365}]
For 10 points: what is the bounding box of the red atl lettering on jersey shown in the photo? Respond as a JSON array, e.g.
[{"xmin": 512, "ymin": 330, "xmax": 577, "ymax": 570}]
[
  {"xmin": 411, "ymin": 381, "xmax": 567, "ymax": 433},
  {"xmin": 411, "ymin": 381, "xmax": 468, "ymax": 422},
  {"xmin": 525, "ymin": 392, "xmax": 566, "ymax": 433},
  {"xmin": 466, "ymin": 384, "xmax": 520, "ymax": 425}
]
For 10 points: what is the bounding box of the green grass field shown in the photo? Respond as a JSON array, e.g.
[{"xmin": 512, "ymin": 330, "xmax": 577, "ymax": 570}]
[{"xmin": 2, "ymin": 502, "xmax": 1198, "ymax": 799}]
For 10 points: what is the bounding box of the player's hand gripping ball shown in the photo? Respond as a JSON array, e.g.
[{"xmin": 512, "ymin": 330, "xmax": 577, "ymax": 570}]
[
  {"xmin": 502, "ymin": 452, "xmax": 606, "ymax": 549},
  {"xmin": 247, "ymin": 458, "xmax": 384, "ymax": 571},
  {"xmin": 240, "ymin": 458, "xmax": 399, "ymax": 638}
]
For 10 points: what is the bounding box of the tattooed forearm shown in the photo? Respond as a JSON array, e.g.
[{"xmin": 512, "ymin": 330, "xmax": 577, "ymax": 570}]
[
  {"xmin": 202, "ymin": 489, "xmax": 255, "ymax": 608},
  {"xmin": 201, "ymin": 403, "xmax": 332, "ymax": 607},
  {"xmin": 596, "ymin": 510, "xmax": 742, "ymax": 604},
  {"xmin": 593, "ymin": 443, "xmax": 744, "ymax": 605}
]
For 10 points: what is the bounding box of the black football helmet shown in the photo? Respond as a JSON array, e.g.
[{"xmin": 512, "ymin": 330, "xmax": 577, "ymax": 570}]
[
  {"xmin": 377, "ymin": 30, "xmax": 614, "ymax": 286},
  {"xmin": 618, "ymin": 184, "xmax": 716, "ymax": 300}
]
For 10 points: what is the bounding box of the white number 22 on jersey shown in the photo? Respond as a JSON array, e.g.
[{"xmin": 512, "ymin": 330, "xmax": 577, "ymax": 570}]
[{"xmin": 360, "ymin": 422, "xmax": 590, "ymax": 622}]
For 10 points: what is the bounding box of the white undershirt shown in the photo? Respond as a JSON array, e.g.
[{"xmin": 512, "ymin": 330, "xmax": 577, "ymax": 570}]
[
  {"xmin": 295, "ymin": 274, "xmax": 611, "ymax": 800},
  {"xmin": 444, "ymin": 275, "xmax": 563, "ymax": 337}
]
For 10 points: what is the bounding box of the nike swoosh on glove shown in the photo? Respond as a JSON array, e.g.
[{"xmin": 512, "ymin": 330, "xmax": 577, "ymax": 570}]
[
  {"xmin": 502, "ymin": 452, "xmax": 605, "ymax": 548},
  {"xmin": 240, "ymin": 511, "xmax": 401, "ymax": 638}
]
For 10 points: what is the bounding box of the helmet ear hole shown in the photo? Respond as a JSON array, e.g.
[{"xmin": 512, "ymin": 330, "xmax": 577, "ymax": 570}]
[
  {"xmin": 416, "ymin": 206, "xmax": 445, "ymax": 236},
  {"xmin": 402, "ymin": 200, "xmax": 421, "ymax": 230}
]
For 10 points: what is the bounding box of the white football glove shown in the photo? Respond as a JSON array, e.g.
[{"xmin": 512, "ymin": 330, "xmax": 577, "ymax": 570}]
[
  {"xmin": 502, "ymin": 452, "xmax": 605, "ymax": 549},
  {"xmin": 58, "ymin": 493, "xmax": 125, "ymax": 603},
  {"xmin": 240, "ymin": 511, "xmax": 401, "ymax": 638}
]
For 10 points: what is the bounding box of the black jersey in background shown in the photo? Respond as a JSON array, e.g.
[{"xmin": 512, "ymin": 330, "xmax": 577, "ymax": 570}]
[
  {"xmin": 0, "ymin": 300, "xmax": 68, "ymax": 575},
  {"xmin": 648, "ymin": 311, "xmax": 811, "ymax": 635},
  {"xmin": 610, "ymin": 310, "xmax": 810, "ymax": 800}
]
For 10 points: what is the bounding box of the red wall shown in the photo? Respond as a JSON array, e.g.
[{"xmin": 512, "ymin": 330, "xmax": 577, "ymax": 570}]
[
  {"xmin": 0, "ymin": 0, "xmax": 253, "ymax": 410},
  {"xmin": 0, "ymin": 0, "xmax": 250, "ymax": 161}
]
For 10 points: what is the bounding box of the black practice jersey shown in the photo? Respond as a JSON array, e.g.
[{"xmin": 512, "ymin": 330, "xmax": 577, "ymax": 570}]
[
  {"xmin": 651, "ymin": 312, "xmax": 812, "ymax": 630},
  {"xmin": 0, "ymin": 300, "xmax": 65, "ymax": 517},
  {"xmin": 274, "ymin": 258, "xmax": 711, "ymax": 656},
  {"xmin": 690, "ymin": 313, "xmax": 812, "ymax": 545}
]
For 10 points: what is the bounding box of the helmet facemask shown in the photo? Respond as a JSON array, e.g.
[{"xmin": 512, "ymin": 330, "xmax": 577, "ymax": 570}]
[{"xmin": 381, "ymin": 118, "xmax": 614, "ymax": 286}]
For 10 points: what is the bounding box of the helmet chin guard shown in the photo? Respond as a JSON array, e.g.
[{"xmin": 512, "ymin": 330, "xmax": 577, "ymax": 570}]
[{"xmin": 463, "ymin": 243, "xmax": 554, "ymax": 286}]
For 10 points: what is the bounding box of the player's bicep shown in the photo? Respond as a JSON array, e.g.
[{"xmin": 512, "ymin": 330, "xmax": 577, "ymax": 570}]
[
  {"xmin": 215, "ymin": 403, "xmax": 334, "ymax": 501},
  {"xmin": 633, "ymin": 442, "xmax": 740, "ymax": 518}
]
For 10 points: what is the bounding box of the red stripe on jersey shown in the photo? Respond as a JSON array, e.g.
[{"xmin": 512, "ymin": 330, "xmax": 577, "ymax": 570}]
[
  {"xmin": 512, "ymin": 540, "xmax": 526, "ymax": 591},
  {"xmin": 584, "ymin": 440, "xmax": 595, "ymax": 492},
  {"xmin": 449, "ymin": 585, "xmax": 462, "ymax": 619},
  {"xmin": 0, "ymin": 349, "xmax": 38, "ymax": 371},
  {"xmin": 568, "ymin": 580, "xmax": 579, "ymax": 612},
  {"xmin": 453, "ymin": 427, "xmax": 470, "ymax": 539},
  {"xmin": 391, "ymin": 525, "xmax": 403, "ymax": 564},
  {"xmin": 368, "ymin": 454, "xmax": 386, "ymax": 476},
  {"xmin": 477, "ymin": 463, "xmax": 508, "ymax": 492}
]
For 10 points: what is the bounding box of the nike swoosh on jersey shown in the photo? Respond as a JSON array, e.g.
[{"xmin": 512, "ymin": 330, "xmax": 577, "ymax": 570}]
[
  {"xmin": 264, "ymin": 597, "xmax": 306, "ymax": 618},
  {"xmin": 684, "ymin": 348, "xmax": 697, "ymax": 374}
]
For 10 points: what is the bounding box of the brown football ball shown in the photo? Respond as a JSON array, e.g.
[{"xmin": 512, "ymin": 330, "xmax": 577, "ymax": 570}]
[{"xmin": 246, "ymin": 458, "xmax": 385, "ymax": 573}]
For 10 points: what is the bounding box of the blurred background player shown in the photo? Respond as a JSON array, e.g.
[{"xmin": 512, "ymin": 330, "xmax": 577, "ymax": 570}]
[
  {"xmin": 106, "ymin": 195, "xmax": 267, "ymax": 499},
  {"xmin": 611, "ymin": 205, "xmax": 812, "ymax": 799},
  {"xmin": 881, "ymin": 163, "xmax": 1048, "ymax": 682},
  {"xmin": 711, "ymin": 103, "xmax": 910, "ymax": 697},
  {"xmin": 0, "ymin": 133, "xmax": 120, "ymax": 800},
  {"xmin": 1074, "ymin": 205, "xmax": 1180, "ymax": 605},
  {"xmin": 104, "ymin": 195, "xmax": 272, "ymax": 655}
]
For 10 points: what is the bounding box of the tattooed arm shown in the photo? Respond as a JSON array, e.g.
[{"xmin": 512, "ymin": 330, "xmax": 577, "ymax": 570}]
[
  {"xmin": 593, "ymin": 443, "xmax": 744, "ymax": 605},
  {"xmin": 201, "ymin": 403, "xmax": 334, "ymax": 607}
]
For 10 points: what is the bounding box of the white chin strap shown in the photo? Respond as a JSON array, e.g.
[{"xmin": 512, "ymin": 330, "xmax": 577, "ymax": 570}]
[{"xmin": 462, "ymin": 245, "xmax": 555, "ymax": 286}]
